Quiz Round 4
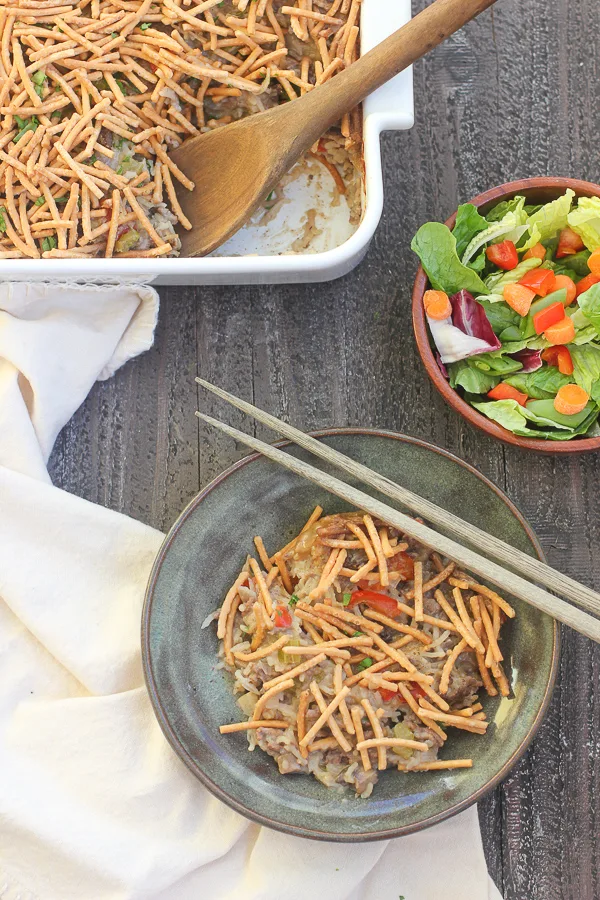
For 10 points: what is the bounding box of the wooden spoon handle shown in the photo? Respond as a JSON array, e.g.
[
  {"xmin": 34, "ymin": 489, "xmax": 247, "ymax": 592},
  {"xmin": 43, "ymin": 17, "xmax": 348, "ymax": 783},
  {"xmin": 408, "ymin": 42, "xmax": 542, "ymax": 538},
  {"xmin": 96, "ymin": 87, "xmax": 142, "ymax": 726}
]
[{"xmin": 298, "ymin": 0, "xmax": 497, "ymax": 138}]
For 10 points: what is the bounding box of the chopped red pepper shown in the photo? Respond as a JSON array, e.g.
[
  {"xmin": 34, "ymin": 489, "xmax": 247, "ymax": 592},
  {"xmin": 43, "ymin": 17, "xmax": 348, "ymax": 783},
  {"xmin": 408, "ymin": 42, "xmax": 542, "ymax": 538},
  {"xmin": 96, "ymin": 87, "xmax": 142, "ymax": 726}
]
[
  {"xmin": 576, "ymin": 273, "xmax": 600, "ymax": 297},
  {"xmin": 273, "ymin": 605, "xmax": 292, "ymax": 628},
  {"xmin": 556, "ymin": 228, "xmax": 585, "ymax": 258},
  {"xmin": 378, "ymin": 688, "xmax": 396, "ymax": 703},
  {"xmin": 486, "ymin": 240, "xmax": 519, "ymax": 271},
  {"xmin": 349, "ymin": 590, "xmax": 399, "ymax": 616},
  {"xmin": 542, "ymin": 346, "xmax": 574, "ymax": 375},
  {"xmin": 519, "ymin": 267, "xmax": 557, "ymax": 297},
  {"xmin": 408, "ymin": 682, "xmax": 427, "ymax": 700},
  {"xmin": 533, "ymin": 301, "xmax": 565, "ymax": 335}
]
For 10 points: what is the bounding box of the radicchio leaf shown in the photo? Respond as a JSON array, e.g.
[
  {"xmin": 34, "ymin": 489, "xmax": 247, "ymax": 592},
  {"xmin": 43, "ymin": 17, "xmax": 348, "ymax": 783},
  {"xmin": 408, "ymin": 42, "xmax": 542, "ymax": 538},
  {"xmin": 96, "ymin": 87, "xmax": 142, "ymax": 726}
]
[
  {"xmin": 450, "ymin": 290, "xmax": 502, "ymax": 351},
  {"xmin": 436, "ymin": 352, "xmax": 449, "ymax": 380},
  {"xmin": 510, "ymin": 348, "xmax": 543, "ymax": 373}
]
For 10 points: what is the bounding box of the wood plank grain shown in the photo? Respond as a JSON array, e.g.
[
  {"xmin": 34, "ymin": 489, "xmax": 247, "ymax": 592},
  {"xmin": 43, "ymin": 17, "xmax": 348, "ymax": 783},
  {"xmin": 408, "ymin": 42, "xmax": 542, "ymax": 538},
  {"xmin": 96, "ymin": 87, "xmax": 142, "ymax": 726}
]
[{"xmin": 47, "ymin": 0, "xmax": 600, "ymax": 896}]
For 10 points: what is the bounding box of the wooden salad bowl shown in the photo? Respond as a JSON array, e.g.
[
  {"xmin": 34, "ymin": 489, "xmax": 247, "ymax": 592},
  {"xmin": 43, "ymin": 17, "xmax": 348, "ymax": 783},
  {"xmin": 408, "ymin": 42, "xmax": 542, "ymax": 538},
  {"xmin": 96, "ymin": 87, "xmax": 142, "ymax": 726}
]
[{"xmin": 412, "ymin": 176, "xmax": 600, "ymax": 454}]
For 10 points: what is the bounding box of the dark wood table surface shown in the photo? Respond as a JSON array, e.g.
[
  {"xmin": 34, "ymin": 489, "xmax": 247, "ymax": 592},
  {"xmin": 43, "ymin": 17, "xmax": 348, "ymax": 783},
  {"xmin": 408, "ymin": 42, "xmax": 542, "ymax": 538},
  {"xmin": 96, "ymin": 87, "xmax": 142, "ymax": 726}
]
[{"xmin": 48, "ymin": 2, "xmax": 600, "ymax": 897}]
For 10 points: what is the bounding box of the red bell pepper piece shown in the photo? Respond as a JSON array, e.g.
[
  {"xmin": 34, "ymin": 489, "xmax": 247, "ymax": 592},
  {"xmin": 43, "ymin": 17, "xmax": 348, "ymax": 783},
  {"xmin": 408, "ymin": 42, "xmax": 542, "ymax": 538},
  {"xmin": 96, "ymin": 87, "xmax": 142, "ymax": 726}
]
[
  {"xmin": 519, "ymin": 267, "xmax": 557, "ymax": 297},
  {"xmin": 408, "ymin": 682, "xmax": 427, "ymax": 700},
  {"xmin": 542, "ymin": 345, "xmax": 574, "ymax": 375},
  {"xmin": 556, "ymin": 228, "xmax": 585, "ymax": 258},
  {"xmin": 349, "ymin": 590, "xmax": 400, "ymax": 616},
  {"xmin": 378, "ymin": 688, "xmax": 397, "ymax": 703},
  {"xmin": 273, "ymin": 605, "xmax": 292, "ymax": 628},
  {"xmin": 533, "ymin": 301, "xmax": 565, "ymax": 335},
  {"xmin": 576, "ymin": 273, "xmax": 600, "ymax": 297},
  {"xmin": 486, "ymin": 240, "xmax": 519, "ymax": 271}
]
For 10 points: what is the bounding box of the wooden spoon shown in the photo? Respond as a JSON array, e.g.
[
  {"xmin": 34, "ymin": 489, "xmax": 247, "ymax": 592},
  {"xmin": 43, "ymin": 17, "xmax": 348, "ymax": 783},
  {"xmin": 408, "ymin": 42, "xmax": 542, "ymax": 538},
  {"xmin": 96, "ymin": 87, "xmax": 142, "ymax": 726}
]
[{"xmin": 171, "ymin": 0, "xmax": 498, "ymax": 257}]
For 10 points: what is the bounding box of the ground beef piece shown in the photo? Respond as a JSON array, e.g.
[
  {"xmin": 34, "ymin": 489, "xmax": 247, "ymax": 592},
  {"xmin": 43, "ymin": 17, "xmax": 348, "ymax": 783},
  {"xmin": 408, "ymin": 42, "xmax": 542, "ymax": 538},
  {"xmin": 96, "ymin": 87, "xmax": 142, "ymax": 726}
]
[{"xmin": 443, "ymin": 653, "xmax": 483, "ymax": 706}]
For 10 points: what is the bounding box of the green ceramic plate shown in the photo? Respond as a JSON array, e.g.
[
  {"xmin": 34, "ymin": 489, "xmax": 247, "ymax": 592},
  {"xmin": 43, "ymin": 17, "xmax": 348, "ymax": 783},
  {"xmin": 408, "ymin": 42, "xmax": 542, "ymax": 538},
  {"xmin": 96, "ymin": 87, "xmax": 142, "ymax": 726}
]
[{"xmin": 142, "ymin": 430, "xmax": 559, "ymax": 841}]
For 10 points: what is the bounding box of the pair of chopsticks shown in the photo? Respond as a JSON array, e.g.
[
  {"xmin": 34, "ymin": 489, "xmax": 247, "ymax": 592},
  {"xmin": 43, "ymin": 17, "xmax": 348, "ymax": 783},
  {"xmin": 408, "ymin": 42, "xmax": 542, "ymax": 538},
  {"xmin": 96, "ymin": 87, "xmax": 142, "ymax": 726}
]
[{"xmin": 195, "ymin": 378, "xmax": 600, "ymax": 645}]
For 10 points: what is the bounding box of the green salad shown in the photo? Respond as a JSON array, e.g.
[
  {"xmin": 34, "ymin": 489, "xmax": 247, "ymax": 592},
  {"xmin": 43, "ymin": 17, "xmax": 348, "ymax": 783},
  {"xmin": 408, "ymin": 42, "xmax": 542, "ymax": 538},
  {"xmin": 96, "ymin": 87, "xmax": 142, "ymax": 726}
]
[{"xmin": 412, "ymin": 189, "xmax": 600, "ymax": 440}]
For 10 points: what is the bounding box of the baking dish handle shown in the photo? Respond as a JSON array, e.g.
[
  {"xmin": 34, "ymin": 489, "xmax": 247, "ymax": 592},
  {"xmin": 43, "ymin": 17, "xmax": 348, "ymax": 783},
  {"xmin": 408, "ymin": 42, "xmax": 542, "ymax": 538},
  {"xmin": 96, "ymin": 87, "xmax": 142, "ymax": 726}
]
[{"xmin": 361, "ymin": 0, "xmax": 414, "ymax": 132}]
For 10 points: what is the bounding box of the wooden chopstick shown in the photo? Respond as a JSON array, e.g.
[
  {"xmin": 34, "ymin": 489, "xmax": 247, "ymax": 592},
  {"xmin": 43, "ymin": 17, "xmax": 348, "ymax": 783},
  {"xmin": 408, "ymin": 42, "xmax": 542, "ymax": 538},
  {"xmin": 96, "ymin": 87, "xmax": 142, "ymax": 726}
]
[
  {"xmin": 195, "ymin": 408, "xmax": 600, "ymax": 646},
  {"xmin": 195, "ymin": 377, "xmax": 600, "ymax": 621}
]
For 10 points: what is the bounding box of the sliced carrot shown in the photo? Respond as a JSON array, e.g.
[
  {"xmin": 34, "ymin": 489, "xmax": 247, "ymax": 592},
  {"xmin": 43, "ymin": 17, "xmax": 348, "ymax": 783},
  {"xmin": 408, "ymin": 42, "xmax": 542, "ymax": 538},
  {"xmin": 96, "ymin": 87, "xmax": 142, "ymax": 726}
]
[
  {"xmin": 588, "ymin": 249, "xmax": 600, "ymax": 277},
  {"xmin": 553, "ymin": 274, "xmax": 577, "ymax": 305},
  {"xmin": 544, "ymin": 315, "xmax": 576, "ymax": 346},
  {"xmin": 523, "ymin": 243, "xmax": 546, "ymax": 261},
  {"xmin": 554, "ymin": 384, "xmax": 590, "ymax": 416},
  {"xmin": 488, "ymin": 383, "xmax": 529, "ymax": 407},
  {"xmin": 503, "ymin": 282, "xmax": 535, "ymax": 316},
  {"xmin": 424, "ymin": 290, "xmax": 452, "ymax": 320}
]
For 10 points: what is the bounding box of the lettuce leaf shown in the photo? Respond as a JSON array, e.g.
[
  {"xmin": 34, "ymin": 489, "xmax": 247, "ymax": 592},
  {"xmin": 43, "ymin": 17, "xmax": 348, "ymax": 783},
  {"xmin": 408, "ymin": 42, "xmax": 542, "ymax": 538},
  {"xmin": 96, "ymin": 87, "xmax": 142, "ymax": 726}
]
[
  {"xmin": 567, "ymin": 306, "xmax": 598, "ymax": 345},
  {"xmin": 411, "ymin": 223, "xmax": 489, "ymax": 296},
  {"xmin": 485, "ymin": 196, "xmax": 527, "ymax": 223},
  {"xmin": 567, "ymin": 197, "xmax": 600, "ymax": 251},
  {"xmin": 472, "ymin": 397, "xmax": 598, "ymax": 439},
  {"xmin": 577, "ymin": 283, "xmax": 600, "ymax": 336},
  {"xmin": 569, "ymin": 344, "xmax": 600, "ymax": 403},
  {"xmin": 471, "ymin": 400, "xmax": 555, "ymax": 437},
  {"xmin": 448, "ymin": 361, "xmax": 499, "ymax": 394},
  {"xmin": 505, "ymin": 366, "xmax": 573, "ymax": 399},
  {"xmin": 452, "ymin": 204, "xmax": 489, "ymax": 259},
  {"xmin": 527, "ymin": 189, "xmax": 576, "ymax": 241},
  {"xmin": 484, "ymin": 257, "xmax": 542, "ymax": 293},
  {"xmin": 462, "ymin": 210, "xmax": 528, "ymax": 265}
]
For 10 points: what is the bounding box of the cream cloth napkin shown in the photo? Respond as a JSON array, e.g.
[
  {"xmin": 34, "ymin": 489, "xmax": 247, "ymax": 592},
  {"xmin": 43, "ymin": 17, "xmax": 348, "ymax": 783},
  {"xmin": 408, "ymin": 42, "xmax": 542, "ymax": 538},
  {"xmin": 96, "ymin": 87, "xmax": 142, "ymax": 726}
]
[{"xmin": 0, "ymin": 285, "xmax": 502, "ymax": 900}]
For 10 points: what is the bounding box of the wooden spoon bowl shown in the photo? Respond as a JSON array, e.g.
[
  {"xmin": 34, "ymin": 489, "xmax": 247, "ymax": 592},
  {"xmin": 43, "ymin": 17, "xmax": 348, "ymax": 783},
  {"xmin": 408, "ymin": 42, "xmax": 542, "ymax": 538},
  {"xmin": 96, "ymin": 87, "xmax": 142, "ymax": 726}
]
[{"xmin": 171, "ymin": 0, "xmax": 498, "ymax": 256}]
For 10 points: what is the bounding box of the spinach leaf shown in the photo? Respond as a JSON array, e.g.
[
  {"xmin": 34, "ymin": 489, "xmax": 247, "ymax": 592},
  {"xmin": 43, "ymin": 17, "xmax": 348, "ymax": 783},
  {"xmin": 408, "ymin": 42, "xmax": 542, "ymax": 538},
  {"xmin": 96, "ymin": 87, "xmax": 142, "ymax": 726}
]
[
  {"xmin": 548, "ymin": 250, "xmax": 590, "ymax": 278},
  {"xmin": 411, "ymin": 223, "xmax": 489, "ymax": 296},
  {"xmin": 452, "ymin": 204, "xmax": 488, "ymax": 258},
  {"xmin": 476, "ymin": 299, "xmax": 519, "ymax": 336}
]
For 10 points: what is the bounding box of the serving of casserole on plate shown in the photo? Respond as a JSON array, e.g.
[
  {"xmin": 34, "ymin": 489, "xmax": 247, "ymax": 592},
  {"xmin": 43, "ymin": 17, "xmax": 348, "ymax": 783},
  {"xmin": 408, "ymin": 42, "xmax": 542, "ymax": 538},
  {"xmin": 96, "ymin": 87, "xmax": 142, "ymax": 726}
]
[
  {"xmin": 0, "ymin": 0, "xmax": 412, "ymax": 283},
  {"xmin": 142, "ymin": 430, "xmax": 558, "ymax": 841}
]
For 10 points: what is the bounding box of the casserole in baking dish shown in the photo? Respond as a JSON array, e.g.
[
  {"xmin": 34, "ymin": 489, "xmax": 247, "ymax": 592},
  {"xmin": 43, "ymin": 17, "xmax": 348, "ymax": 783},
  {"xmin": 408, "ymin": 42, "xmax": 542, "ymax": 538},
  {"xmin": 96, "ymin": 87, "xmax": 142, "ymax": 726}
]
[{"xmin": 0, "ymin": 0, "xmax": 412, "ymax": 284}]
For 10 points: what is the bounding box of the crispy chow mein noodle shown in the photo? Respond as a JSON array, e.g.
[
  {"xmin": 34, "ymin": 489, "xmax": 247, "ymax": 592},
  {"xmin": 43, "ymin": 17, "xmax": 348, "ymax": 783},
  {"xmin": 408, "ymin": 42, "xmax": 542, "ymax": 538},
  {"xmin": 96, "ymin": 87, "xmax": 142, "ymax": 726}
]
[
  {"xmin": 0, "ymin": 0, "xmax": 363, "ymax": 259},
  {"xmin": 210, "ymin": 508, "xmax": 514, "ymax": 797}
]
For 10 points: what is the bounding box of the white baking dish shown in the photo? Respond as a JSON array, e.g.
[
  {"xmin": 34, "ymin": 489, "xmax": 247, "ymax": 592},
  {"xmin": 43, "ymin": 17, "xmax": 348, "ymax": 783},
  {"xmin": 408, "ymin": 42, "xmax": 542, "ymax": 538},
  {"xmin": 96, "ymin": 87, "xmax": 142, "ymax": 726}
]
[{"xmin": 2, "ymin": 0, "xmax": 413, "ymax": 285}]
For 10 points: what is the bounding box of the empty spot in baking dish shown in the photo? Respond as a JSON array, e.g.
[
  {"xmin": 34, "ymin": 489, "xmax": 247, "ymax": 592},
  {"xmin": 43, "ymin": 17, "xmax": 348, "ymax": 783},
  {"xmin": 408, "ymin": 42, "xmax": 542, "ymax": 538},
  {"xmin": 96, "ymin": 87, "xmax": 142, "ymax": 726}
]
[{"xmin": 212, "ymin": 156, "xmax": 361, "ymax": 258}]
